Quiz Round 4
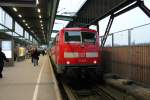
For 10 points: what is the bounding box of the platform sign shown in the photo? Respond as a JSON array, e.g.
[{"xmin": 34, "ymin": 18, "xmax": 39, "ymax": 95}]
[
  {"xmin": 18, "ymin": 47, "xmax": 26, "ymax": 57},
  {"xmin": 0, "ymin": 0, "xmax": 37, "ymax": 7},
  {"xmin": 1, "ymin": 41, "xmax": 12, "ymax": 58}
]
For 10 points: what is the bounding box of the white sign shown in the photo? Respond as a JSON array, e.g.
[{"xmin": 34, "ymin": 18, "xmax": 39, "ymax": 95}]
[{"xmin": 2, "ymin": 41, "xmax": 12, "ymax": 58}]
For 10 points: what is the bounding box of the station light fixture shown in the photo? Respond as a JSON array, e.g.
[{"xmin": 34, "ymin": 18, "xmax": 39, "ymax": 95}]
[
  {"xmin": 23, "ymin": 20, "xmax": 26, "ymax": 23},
  {"xmin": 37, "ymin": 8, "xmax": 41, "ymax": 13},
  {"xmin": 41, "ymin": 24, "xmax": 43, "ymax": 27},
  {"xmin": 25, "ymin": 23, "xmax": 28, "ymax": 26},
  {"xmin": 40, "ymin": 20, "xmax": 42, "ymax": 23},
  {"xmin": 39, "ymin": 15, "xmax": 42, "ymax": 18},
  {"xmin": 28, "ymin": 26, "xmax": 31, "ymax": 29},
  {"xmin": 18, "ymin": 14, "xmax": 22, "ymax": 18},
  {"xmin": 37, "ymin": 0, "xmax": 39, "ymax": 5},
  {"xmin": 13, "ymin": 7, "xmax": 17, "ymax": 12}
]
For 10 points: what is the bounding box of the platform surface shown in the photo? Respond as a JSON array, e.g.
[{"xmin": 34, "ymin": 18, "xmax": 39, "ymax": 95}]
[{"xmin": 0, "ymin": 55, "xmax": 61, "ymax": 100}]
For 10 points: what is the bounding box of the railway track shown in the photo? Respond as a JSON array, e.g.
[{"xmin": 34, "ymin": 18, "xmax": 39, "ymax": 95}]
[
  {"xmin": 52, "ymin": 62, "xmax": 117, "ymax": 100},
  {"xmin": 94, "ymin": 86, "xmax": 117, "ymax": 100},
  {"xmin": 61, "ymin": 81, "xmax": 117, "ymax": 100}
]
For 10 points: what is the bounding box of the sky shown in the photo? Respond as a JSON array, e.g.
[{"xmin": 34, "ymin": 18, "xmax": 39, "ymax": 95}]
[{"xmin": 51, "ymin": 0, "xmax": 150, "ymax": 43}]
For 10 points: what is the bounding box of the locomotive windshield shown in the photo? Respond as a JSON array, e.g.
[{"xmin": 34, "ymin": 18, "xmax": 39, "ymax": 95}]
[
  {"xmin": 65, "ymin": 31, "xmax": 81, "ymax": 42},
  {"xmin": 65, "ymin": 31, "xmax": 96, "ymax": 43}
]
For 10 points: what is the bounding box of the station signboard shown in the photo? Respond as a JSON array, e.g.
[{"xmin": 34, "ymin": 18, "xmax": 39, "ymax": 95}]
[
  {"xmin": 18, "ymin": 47, "xmax": 26, "ymax": 57},
  {"xmin": 1, "ymin": 40, "xmax": 12, "ymax": 58},
  {"xmin": 0, "ymin": 0, "xmax": 37, "ymax": 7}
]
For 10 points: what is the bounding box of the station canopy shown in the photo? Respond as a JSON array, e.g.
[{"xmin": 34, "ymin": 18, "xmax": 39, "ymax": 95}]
[
  {"xmin": 51, "ymin": 0, "xmax": 135, "ymax": 38},
  {"xmin": 0, "ymin": 0, "xmax": 135, "ymax": 44},
  {"xmin": 0, "ymin": 0, "xmax": 37, "ymax": 7}
]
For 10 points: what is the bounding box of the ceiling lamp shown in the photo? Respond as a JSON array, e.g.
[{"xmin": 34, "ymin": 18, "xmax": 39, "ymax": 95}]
[
  {"xmin": 18, "ymin": 14, "xmax": 22, "ymax": 18},
  {"xmin": 37, "ymin": 8, "xmax": 41, "ymax": 13},
  {"xmin": 25, "ymin": 23, "xmax": 28, "ymax": 26},
  {"xmin": 13, "ymin": 7, "xmax": 17, "ymax": 12},
  {"xmin": 39, "ymin": 15, "xmax": 42, "ymax": 18},
  {"xmin": 37, "ymin": 0, "xmax": 39, "ymax": 5},
  {"xmin": 23, "ymin": 20, "xmax": 26, "ymax": 23}
]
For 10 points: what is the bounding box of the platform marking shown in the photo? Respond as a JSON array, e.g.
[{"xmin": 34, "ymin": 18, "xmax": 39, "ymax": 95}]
[
  {"xmin": 48, "ymin": 57, "xmax": 62, "ymax": 100},
  {"xmin": 32, "ymin": 56, "xmax": 46, "ymax": 100}
]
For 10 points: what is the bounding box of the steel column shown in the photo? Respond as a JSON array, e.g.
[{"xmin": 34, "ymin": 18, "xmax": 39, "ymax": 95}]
[
  {"xmin": 128, "ymin": 29, "xmax": 132, "ymax": 79},
  {"xmin": 101, "ymin": 15, "xmax": 114, "ymax": 47},
  {"xmin": 96, "ymin": 22, "xmax": 99, "ymax": 34}
]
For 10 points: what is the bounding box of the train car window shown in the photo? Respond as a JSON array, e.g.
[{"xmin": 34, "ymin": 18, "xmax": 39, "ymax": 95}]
[
  {"xmin": 81, "ymin": 32, "xmax": 96, "ymax": 44},
  {"xmin": 65, "ymin": 31, "xmax": 81, "ymax": 42}
]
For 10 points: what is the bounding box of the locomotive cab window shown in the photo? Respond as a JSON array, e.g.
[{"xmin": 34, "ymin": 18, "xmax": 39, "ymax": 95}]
[
  {"xmin": 82, "ymin": 32, "xmax": 96, "ymax": 44},
  {"xmin": 65, "ymin": 31, "xmax": 81, "ymax": 42},
  {"xmin": 65, "ymin": 31, "xmax": 96, "ymax": 43}
]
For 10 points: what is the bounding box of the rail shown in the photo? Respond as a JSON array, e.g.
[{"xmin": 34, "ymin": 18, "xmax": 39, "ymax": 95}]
[{"xmin": 60, "ymin": 79, "xmax": 118, "ymax": 100}]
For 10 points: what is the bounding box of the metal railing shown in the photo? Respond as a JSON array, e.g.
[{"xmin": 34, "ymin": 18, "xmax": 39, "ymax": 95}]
[{"xmin": 100, "ymin": 23, "xmax": 150, "ymax": 47}]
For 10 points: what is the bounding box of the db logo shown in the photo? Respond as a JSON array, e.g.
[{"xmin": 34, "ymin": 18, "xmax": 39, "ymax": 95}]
[{"xmin": 79, "ymin": 52, "xmax": 86, "ymax": 57}]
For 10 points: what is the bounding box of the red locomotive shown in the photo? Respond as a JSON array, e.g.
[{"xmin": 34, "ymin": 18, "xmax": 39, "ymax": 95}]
[{"xmin": 50, "ymin": 27, "xmax": 102, "ymax": 79}]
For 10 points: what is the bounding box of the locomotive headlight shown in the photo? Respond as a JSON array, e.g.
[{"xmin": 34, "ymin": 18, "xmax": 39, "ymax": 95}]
[
  {"xmin": 93, "ymin": 60, "xmax": 97, "ymax": 64},
  {"xmin": 66, "ymin": 61, "xmax": 70, "ymax": 64}
]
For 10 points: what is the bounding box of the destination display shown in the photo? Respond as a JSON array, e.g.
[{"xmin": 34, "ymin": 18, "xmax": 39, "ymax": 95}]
[{"xmin": 1, "ymin": 41, "xmax": 12, "ymax": 58}]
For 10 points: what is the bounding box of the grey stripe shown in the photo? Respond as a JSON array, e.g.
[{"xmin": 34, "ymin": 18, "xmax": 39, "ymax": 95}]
[
  {"xmin": 86, "ymin": 52, "xmax": 98, "ymax": 57},
  {"xmin": 64, "ymin": 52, "xmax": 78, "ymax": 58}
]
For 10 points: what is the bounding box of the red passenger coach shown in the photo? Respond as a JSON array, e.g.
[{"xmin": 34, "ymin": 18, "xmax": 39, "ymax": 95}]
[{"xmin": 50, "ymin": 27, "xmax": 102, "ymax": 77}]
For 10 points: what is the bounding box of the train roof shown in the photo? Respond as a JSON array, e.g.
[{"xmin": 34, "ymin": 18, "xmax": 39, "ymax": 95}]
[{"xmin": 61, "ymin": 27, "xmax": 97, "ymax": 33}]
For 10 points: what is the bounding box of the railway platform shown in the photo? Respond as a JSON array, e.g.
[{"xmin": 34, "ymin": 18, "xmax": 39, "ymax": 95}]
[{"xmin": 0, "ymin": 55, "xmax": 62, "ymax": 100}]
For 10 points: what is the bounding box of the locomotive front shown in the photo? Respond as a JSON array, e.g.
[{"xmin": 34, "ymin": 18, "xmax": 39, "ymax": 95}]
[{"xmin": 57, "ymin": 28, "xmax": 101, "ymax": 77}]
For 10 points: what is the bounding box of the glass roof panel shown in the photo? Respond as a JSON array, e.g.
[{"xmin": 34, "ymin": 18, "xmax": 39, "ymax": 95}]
[
  {"xmin": 51, "ymin": 32, "xmax": 57, "ymax": 38},
  {"xmin": 57, "ymin": 0, "xmax": 87, "ymax": 16},
  {"xmin": 53, "ymin": 19, "xmax": 69, "ymax": 31},
  {"xmin": 51, "ymin": 0, "xmax": 87, "ymax": 38},
  {"xmin": 144, "ymin": 0, "xmax": 150, "ymax": 9}
]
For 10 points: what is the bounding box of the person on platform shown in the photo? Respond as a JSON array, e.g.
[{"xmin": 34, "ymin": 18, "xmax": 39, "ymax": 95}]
[
  {"xmin": 0, "ymin": 47, "xmax": 9, "ymax": 78},
  {"xmin": 32, "ymin": 48, "xmax": 40, "ymax": 66},
  {"xmin": 30, "ymin": 48, "xmax": 34, "ymax": 63}
]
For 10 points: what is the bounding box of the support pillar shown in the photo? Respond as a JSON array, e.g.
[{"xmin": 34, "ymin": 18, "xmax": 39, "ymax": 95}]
[{"xmin": 101, "ymin": 15, "xmax": 114, "ymax": 47}]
